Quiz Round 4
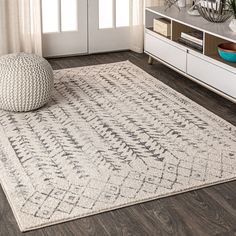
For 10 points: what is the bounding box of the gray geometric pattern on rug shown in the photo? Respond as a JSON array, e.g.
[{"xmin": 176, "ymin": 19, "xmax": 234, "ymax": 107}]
[{"xmin": 0, "ymin": 61, "xmax": 235, "ymax": 232}]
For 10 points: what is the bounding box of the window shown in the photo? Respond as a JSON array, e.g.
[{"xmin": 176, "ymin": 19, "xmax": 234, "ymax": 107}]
[
  {"xmin": 42, "ymin": 0, "xmax": 78, "ymax": 33},
  {"xmin": 99, "ymin": 0, "xmax": 130, "ymax": 29},
  {"xmin": 99, "ymin": 0, "xmax": 113, "ymax": 29},
  {"xmin": 116, "ymin": 0, "xmax": 130, "ymax": 27}
]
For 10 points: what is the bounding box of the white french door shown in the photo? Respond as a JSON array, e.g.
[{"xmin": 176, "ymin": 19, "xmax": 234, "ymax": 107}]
[
  {"xmin": 41, "ymin": 0, "xmax": 131, "ymax": 57},
  {"xmin": 88, "ymin": 0, "xmax": 131, "ymax": 53},
  {"xmin": 42, "ymin": 0, "xmax": 87, "ymax": 57}
]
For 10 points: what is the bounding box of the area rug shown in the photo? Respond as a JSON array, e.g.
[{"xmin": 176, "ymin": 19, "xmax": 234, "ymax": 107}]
[{"xmin": 0, "ymin": 61, "xmax": 235, "ymax": 232}]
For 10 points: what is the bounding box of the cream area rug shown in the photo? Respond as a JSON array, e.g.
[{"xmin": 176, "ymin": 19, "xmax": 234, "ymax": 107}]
[{"xmin": 0, "ymin": 61, "xmax": 236, "ymax": 232}]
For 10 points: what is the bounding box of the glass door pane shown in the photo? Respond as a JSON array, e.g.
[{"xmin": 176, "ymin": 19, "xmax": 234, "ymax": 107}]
[
  {"xmin": 42, "ymin": 0, "xmax": 59, "ymax": 33},
  {"xmin": 116, "ymin": 0, "xmax": 130, "ymax": 27},
  {"xmin": 61, "ymin": 0, "xmax": 78, "ymax": 31},
  {"xmin": 99, "ymin": 0, "xmax": 113, "ymax": 29},
  {"xmin": 42, "ymin": 0, "xmax": 87, "ymax": 57}
]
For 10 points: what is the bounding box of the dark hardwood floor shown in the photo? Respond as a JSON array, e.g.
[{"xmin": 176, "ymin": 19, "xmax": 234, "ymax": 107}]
[{"xmin": 1, "ymin": 51, "xmax": 236, "ymax": 236}]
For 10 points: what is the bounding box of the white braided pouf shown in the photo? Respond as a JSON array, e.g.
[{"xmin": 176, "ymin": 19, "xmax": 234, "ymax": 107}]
[{"xmin": 0, "ymin": 53, "xmax": 54, "ymax": 112}]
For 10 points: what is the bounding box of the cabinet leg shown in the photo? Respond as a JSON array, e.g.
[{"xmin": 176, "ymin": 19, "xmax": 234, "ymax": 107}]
[{"xmin": 148, "ymin": 56, "xmax": 153, "ymax": 65}]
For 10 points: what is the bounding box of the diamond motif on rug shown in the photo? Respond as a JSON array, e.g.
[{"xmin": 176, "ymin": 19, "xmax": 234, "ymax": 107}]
[{"xmin": 0, "ymin": 61, "xmax": 235, "ymax": 231}]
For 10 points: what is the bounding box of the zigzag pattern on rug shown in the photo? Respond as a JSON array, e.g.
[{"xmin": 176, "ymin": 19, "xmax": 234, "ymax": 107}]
[{"xmin": 0, "ymin": 61, "xmax": 235, "ymax": 231}]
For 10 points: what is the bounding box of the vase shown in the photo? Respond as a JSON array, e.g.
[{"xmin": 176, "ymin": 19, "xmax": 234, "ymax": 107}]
[{"xmin": 229, "ymin": 19, "xmax": 236, "ymax": 32}]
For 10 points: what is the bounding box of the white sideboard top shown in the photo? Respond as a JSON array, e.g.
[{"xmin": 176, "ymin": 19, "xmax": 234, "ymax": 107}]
[{"xmin": 146, "ymin": 6, "xmax": 236, "ymax": 43}]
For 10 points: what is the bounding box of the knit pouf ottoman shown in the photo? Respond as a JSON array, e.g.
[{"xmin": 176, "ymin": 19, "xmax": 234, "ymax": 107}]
[{"xmin": 0, "ymin": 53, "xmax": 54, "ymax": 112}]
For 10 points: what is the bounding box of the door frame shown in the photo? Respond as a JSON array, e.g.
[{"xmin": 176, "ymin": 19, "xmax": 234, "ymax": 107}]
[
  {"xmin": 41, "ymin": 0, "xmax": 131, "ymax": 57},
  {"xmin": 88, "ymin": 0, "xmax": 130, "ymax": 54},
  {"xmin": 41, "ymin": 0, "xmax": 88, "ymax": 57}
]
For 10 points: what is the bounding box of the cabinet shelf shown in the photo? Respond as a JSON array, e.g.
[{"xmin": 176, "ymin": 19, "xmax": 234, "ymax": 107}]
[
  {"xmin": 145, "ymin": 6, "xmax": 236, "ymax": 102},
  {"xmin": 175, "ymin": 39, "xmax": 203, "ymax": 53},
  {"xmin": 146, "ymin": 27, "xmax": 171, "ymax": 40}
]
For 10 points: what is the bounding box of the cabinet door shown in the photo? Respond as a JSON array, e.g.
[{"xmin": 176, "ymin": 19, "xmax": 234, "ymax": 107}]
[
  {"xmin": 145, "ymin": 32, "xmax": 187, "ymax": 72},
  {"xmin": 187, "ymin": 53, "xmax": 236, "ymax": 99}
]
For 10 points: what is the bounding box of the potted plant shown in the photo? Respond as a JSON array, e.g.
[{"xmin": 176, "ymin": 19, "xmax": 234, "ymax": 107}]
[{"xmin": 228, "ymin": 0, "xmax": 236, "ymax": 31}]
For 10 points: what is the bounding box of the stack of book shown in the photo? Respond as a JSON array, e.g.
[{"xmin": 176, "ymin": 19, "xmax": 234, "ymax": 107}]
[{"xmin": 178, "ymin": 31, "xmax": 203, "ymax": 52}]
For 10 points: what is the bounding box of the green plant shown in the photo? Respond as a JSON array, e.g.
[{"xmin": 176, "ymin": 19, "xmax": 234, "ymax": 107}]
[{"xmin": 227, "ymin": 0, "xmax": 236, "ymax": 18}]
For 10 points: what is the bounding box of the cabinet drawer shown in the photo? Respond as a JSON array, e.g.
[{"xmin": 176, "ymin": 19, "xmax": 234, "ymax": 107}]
[
  {"xmin": 187, "ymin": 53, "xmax": 236, "ymax": 99},
  {"xmin": 145, "ymin": 33, "xmax": 186, "ymax": 72}
]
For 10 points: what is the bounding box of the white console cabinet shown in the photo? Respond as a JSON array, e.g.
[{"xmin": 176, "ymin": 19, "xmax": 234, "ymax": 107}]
[{"xmin": 145, "ymin": 6, "xmax": 236, "ymax": 102}]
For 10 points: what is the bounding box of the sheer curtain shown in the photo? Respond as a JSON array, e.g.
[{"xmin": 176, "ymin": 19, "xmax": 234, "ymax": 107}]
[
  {"xmin": 130, "ymin": 0, "xmax": 163, "ymax": 53},
  {"xmin": 0, "ymin": 0, "xmax": 42, "ymax": 56}
]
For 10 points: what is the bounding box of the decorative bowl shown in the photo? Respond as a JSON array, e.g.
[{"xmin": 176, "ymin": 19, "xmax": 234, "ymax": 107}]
[
  {"xmin": 218, "ymin": 43, "xmax": 236, "ymax": 62},
  {"xmin": 197, "ymin": 0, "xmax": 233, "ymax": 23}
]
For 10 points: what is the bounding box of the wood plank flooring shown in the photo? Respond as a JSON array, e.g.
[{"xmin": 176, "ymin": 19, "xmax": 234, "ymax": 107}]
[{"xmin": 0, "ymin": 51, "xmax": 236, "ymax": 236}]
